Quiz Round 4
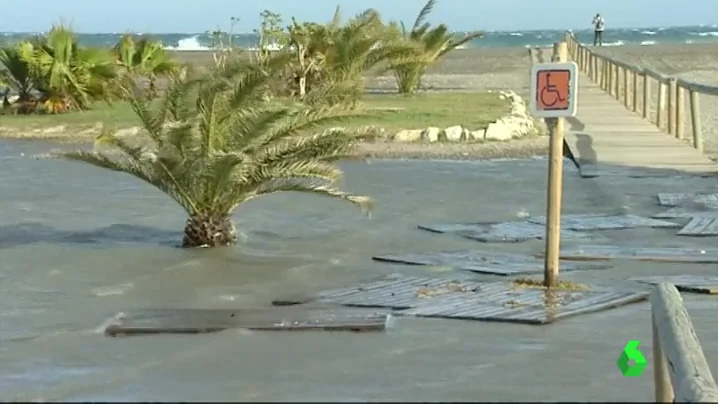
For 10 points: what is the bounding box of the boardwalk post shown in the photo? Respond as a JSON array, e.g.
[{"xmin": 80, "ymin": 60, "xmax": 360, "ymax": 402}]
[
  {"xmin": 676, "ymin": 84, "xmax": 685, "ymax": 140},
  {"xmin": 667, "ymin": 78, "xmax": 676, "ymax": 135},
  {"xmin": 642, "ymin": 72, "xmax": 650, "ymax": 119},
  {"xmin": 689, "ymin": 90, "xmax": 704, "ymax": 152},
  {"xmin": 632, "ymin": 70, "xmax": 638, "ymax": 112},
  {"xmin": 657, "ymin": 82, "xmax": 666, "ymax": 129}
]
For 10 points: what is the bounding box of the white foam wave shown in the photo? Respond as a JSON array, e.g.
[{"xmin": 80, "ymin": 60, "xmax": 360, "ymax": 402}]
[
  {"xmin": 509, "ymin": 32, "xmax": 523, "ymax": 36},
  {"xmin": 163, "ymin": 35, "xmax": 212, "ymax": 51},
  {"xmin": 602, "ymin": 40, "xmax": 625, "ymax": 47},
  {"xmin": 697, "ymin": 31, "xmax": 718, "ymax": 37},
  {"xmin": 640, "ymin": 30, "xmax": 656, "ymax": 35},
  {"xmin": 640, "ymin": 40, "xmax": 656, "ymax": 46}
]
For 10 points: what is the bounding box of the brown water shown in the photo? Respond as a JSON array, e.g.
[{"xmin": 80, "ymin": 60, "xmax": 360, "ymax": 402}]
[{"xmin": 2, "ymin": 139, "xmax": 718, "ymax": 402}]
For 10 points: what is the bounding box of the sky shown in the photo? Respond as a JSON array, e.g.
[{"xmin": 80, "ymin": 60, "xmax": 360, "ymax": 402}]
[{"xmin": 3, "ymin": 0, "xmax": 717, "ymax": 33}]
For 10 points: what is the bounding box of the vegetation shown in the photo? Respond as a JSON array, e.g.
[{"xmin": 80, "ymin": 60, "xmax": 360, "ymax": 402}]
[
  {"xmin": 58, "ymin": 56, "xmax": 373, "ymax": 248},
  {"xmin": 0, "ymin": 24, "xmax": 179, "ymax": 115},
  {"xmin": 511, "ymin": 278, "xmax": 589, "ymax": 291},
  {"xmin": 0, "ymin": 92, "xmax": 507, "ymax": 138},
  {"xmin": 385, "ymin": 0, "xmax": 483, "ymax": 94}
]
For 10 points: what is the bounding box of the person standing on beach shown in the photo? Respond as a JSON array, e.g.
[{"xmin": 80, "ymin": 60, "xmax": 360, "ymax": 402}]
[{"xmin": 592, "ymin": 13, "xmax": 605, "ymax": 46}]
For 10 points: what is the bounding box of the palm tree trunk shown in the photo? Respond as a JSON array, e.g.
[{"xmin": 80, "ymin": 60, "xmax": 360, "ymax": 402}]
[{"xmin": 182, "ymin": 213, "xmax": 238, "ymax": 248}]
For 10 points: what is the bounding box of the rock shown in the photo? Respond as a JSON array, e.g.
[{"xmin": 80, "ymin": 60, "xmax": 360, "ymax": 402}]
[
  {"xmin": 485, "ymin": 122, "xmax": 513, "ymax": 141},
  {"xmin": 114, "ymin": 127, "xmax": 141, "ymax": 137},
  {"xmin": 79, "ymin": 122, "xmax": 103, "ymax": 137},
  {"xmin": 469, "ymin": 129, "xmax": 486, "ymax": 140},
  {"xmin": 443, "ymin": 125, "xmax": 465, "ymax": 142},
  {"xmin": 393, "ymin": 129, "xmax": 423, "ymax": 142},
  {"xmin": 422, "ymin": 127, "xmax": 441, "ymax": 142},
  {"xmin": 42, "ymin": 125, "xmax": 67, "ymax": 135}
]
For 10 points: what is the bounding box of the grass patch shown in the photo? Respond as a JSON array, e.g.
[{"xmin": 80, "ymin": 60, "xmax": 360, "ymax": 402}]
[
  {"xmin": 510, "ymin": 277, "xmax": 589, "ymax": 291},
  {"xmin": 0, "ymin": 92, "xmax": 509, "ymax": 139}
]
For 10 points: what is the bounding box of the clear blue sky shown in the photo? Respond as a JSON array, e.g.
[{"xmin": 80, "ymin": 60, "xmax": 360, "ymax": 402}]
[{"xmin": 4, "ymin": 0, "xmax": 716, "ymax": 33}]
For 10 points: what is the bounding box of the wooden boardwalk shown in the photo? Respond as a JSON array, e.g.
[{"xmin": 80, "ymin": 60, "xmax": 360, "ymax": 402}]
[{"xmin": 565, "ymin": 72, "xmax": 718, "ymax": 177}]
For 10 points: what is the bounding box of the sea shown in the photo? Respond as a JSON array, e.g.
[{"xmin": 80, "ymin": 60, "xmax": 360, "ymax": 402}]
[{"xmin": 1, "ymin": 25, "xmax": 717, "ymax": 50}]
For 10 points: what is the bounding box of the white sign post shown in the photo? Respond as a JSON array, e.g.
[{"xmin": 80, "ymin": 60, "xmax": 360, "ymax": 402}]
[{"xmin": 530, "ymin": 47, "xmax": 578, "ymax": 288}]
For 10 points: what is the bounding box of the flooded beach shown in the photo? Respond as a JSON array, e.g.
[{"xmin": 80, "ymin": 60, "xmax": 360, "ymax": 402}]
[{"xmin": 3, "ymin": 139, "xmax": 718, "ymax": 401}]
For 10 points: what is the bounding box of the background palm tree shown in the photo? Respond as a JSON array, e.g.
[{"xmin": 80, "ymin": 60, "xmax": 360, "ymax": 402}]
[
  {"xmin": 386, "ymin": 0, "xmax": 483, "ymax": 94},
  {"xmin": 20, "ymin": 24, "xmax": 116, "ymax": 113},
  {"xmin": 57, "ymin": 55, "xmax": 373, "ymax": 248},
  {"xmin": 113, "ymin": 34, "xmax": 179, "ymax": 98},
  {"xmin": 0, "ymin": 46, "xmax": 36, "ymax": 113}
]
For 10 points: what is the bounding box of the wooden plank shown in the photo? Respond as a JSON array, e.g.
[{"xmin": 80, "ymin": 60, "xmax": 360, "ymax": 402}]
[
  {"xmin": 652, "ymin": 207, "xmax": 718, "ymax": 219},
  {"xmin": 312, "ymin": 276, "xmax": 648, "ymax": 325},
  {"xmin": 550, "ymin": 245, "xmax": 718, "ymax": 263},
  {"xmin": 677, "ymin": 218, "xmax": 718, "ymax": 236},
  {"xmin": 418, "ymin": 221, "xmax": 591, "ymax": 243},
  {"xmin": 656, "ymin": 192, "xmax": 718, "ymax": 207},
  {"xmin": 632, "ymin": 275, "xmax": 718, "ymax": 294},
  {"xmin": 650, "ymin": 283, "xmax": 718, "ymax": 402},
  {"xmin": 104, "ymin": 308, "xmax": 391, "ymax": 336},
  {"xmin": 372, "ymin": 250, "xmax": 609, "ymax": 276},
  {"xmin": 527, "ymin": 213, "xmax": 681, "ymax": 231}
]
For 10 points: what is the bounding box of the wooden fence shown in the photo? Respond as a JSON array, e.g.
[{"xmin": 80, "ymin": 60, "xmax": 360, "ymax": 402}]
[
  {"xmin": 565, "ymin": 33, "xmax": 718, "ymax": 153},
  {"xmin": 650, "ymin": 283, "xmax": 718, "ymax": 402}
]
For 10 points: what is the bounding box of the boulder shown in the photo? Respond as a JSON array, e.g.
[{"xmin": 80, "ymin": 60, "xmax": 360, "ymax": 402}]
[
  {"xmin": 114, "ymin": 127, "xmax": 141, "ymax": 137},
  {"xmin": 42, "ymin": 125, "xmax": 67, "ymax": 135},
  {"xmin": 469, "ymin": 129, "xmax": 486, "ymax": 140},
  {"xmin": 393, "ymin": 129, "xmax": 423, "ymax": 142},
  {"xmin": 422, "ymin": 127, "xmax": 441, "ymax": 142},
  {"xmin": 443, "ymin": 125, "xmax": 465, "ymax": 142},
  {"xmin": 485, "ymin": 122, "xmax": 513, "ymax": 141}
]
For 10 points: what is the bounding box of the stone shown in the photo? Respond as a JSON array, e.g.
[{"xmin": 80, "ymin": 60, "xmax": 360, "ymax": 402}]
[
  {"xmin": 422, "ymin": 127, "xmax": 441, "ymax": 142},
  {"xmin": 469, "ymin": 129, "xmax": 486, "ymax": 140},
  {"xmin": 485, "ymin": 122, "xmax": 513, "ymax": 141},
  {"xmin": 115, "ymin": 127, "xmax": 141, "ymax": 137},
  {"xmin": 393, "ymin": 129, "xmax": 422, "ymax": 142},
  {"xmin": 42, "ymin": 125, "xmax": 67, "ymax": 135},
  {"xmin": 443, "ymin": 125, "xmax": 465, "ymax": 142}
]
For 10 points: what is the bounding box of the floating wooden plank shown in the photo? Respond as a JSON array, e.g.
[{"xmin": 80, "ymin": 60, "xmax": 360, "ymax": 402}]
[
  {"xmin": 656, "ymin": 193, "xmax": 718, "ymax": 207},
  {"xmin": 677, "ymin": 218, "xmax": 718, "ymax": 237},
  {"xmin": 313, "ymin": 276, "xmax": 647, "ymax": 325},
  {"xmin": 372, "ymin": 250, "xmax": 609, "ymax": 276},
  {"xmin": 527, "ymin": 213, "xmax": 681, "ymax": 231},
  {"xmin": 418, "ymin": 221, "xmax": 591, "ymax": 243},
  {"xmin": 631, "ymin": 275, "xmax": 718, "ymax": 294},
  {"xmin": 652, "ymin": 207, "xmax": 718, "ymax": 219},
  {"xmin": 551, "ymin": 245, "xmax": 718, "ymax": 264},
  {"xmin": 104, "ymin": 308, "xmax": 391, "ymax": 336},
  {"xmin": 653, "ymin": 208, "xmax": 718, "ymax": 220}
]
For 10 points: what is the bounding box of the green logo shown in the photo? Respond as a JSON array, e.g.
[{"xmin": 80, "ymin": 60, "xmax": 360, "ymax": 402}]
[{"xmin": 617, "ymin": 340, "xmax": 648, "ymax": 377}]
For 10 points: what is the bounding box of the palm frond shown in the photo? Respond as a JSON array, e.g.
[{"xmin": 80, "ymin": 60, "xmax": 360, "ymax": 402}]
[{"xmin": 411, "ymin": 0, "xmax": 437, "ymax": 33}]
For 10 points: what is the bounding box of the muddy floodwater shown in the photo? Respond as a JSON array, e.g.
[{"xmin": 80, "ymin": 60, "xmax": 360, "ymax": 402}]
[{"xmin": 3, "ymin": 139, "xmax": 718, "ymax": 401}]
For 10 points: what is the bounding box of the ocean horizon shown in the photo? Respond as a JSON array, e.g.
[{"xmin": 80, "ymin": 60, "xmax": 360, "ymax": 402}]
[{"xmin": 1, "ymin": 25, "xmax": 717, "ymax": 51}]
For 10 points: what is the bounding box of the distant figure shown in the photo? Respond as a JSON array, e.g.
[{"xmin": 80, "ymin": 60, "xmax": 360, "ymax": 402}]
[{"xmin": 592, "ymin": 13, "xmax": 605, "ymax": 46}]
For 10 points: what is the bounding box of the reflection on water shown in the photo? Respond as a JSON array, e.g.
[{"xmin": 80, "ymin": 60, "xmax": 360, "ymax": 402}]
[{"xmin": 3, "ymin": 139, "xmax": 718, "ymax": 401}]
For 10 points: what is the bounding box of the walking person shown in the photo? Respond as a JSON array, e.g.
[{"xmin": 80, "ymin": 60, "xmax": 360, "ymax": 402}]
[{"xmin": 592, "ymin": 13, "xmax": 605, "ymax": 46}]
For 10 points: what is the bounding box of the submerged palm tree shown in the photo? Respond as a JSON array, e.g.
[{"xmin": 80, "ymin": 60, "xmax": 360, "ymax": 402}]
[
  {"xmin": 57, "ymin": 55, "xmax": 373, "ymax": 248},
  {"xmin": 387, "ymin": 0, "xmax": 483, "ymax": 94}
]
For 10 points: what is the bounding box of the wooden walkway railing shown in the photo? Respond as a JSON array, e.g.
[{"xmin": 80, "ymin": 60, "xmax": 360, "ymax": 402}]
[
  {"xmin": 565, "ymin": 33, "xmax": 718, "ymax": 153},
  {"xmin": 651, "ymin": 283, "xmax": 718, "ymax": 402}
]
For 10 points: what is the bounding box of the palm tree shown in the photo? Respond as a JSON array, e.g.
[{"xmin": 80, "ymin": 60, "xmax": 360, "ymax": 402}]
[
  {"xmin": 56, "ymin": 55, "xmax": 373, "ymax": 248},
  {"xmin": 20, "ymin": 24, "xmax": 116, "ymax": 113},
  {"xmin": 387, "ymin": 0, "xmax": 483, "ymax": 94},
  {"xmin": 0, "ymin": 45, "xmax": 36, "ymax": 113},
  {"xmin": 286, "ymin": 7, "xmax": 419, "ymax": 105},
  {"xmin": 113, "ymin": 34, "xmax": 179, "ymax": 98}
]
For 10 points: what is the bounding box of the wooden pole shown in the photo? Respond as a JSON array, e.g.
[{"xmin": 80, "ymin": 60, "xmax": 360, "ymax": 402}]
[
  {"xmin": 543, "ymin": 41, "xmax": 567, "ymax": 289},
  {"xmin": 690, "ymin": 90, "xmax": 704, "ymax": 153},
  {"xmin": 642, "ymin": 73, "xmax": 650, "ymax": 119},
  {"xmin": 676, "ymin": 84, "xmax": 685, "ymax": 139}
]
